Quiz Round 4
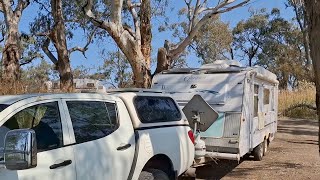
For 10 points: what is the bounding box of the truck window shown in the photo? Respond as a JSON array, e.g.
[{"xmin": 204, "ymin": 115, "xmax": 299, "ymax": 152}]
[
  {"xmin": 0, "ymin": 102, "xmax": 63, "ymax": 153},
  {"xmin": 134, "ymin": 96, "xmax": 181, "ymax": 123},
  {"xmin": 67, "ymin": 101, "xmax": 118, "ymax": 144}
]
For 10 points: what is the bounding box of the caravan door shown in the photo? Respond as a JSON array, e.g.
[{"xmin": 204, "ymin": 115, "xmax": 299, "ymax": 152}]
[{"xmin": 251, "ymin": 83, "xmax": 264, "ymax": 148}]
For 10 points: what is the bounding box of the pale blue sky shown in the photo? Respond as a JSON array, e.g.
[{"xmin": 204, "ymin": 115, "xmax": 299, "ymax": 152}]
[{"xmin": 10, "ymin": 0, "xmax": 295, "ymax": 73}]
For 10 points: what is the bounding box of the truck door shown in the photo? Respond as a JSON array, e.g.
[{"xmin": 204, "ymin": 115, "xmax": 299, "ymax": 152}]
[
  {"xmin": 62, "ymin": 99, "xmax": 135, "ymax": 180},
  {"xmin": 0, "ymin": 100, "xmax": 76, "ymax": 180}
]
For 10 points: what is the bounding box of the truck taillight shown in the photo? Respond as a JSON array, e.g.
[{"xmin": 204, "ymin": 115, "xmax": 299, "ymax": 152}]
[{"xmin": 188, "ymin": 130, "xmax": 195, "ymax": 144}]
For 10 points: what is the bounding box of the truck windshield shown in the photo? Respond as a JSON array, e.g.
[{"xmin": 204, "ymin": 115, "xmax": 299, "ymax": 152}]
[{"xmin": 0, "ymin": 104, "xmax": 9, "ymax": 113}]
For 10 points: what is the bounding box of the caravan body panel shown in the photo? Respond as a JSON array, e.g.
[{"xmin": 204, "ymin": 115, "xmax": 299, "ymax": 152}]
[{"xmin": 152, "ymin": 61, "xmax": 279, "ymax": 161}]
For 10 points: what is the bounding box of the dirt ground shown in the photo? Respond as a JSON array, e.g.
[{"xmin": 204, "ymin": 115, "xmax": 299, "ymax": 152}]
[{"xmin": 190, "ymin": 118, "xmax": 320, "ymax": 180}]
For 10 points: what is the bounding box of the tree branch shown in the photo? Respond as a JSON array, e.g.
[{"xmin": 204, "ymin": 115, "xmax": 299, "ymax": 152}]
[
  {"xmin": 42, "ymin": 38, "xmax": 58, "ymax": 65},
  {"xmin": 0, "ymin": 2, "xmax": 4, "ymax": 12},
  {"xmin": 35, "ymin": 32, "xmax": 50, "ymax": 36},
  {"xmin": 127, "ymin": 0, "xmax": 140, "ymax": 41},
  {"xmin": 34, "ymin": 0, "xmax": 50, "ymax": 13},
  {"xmin": 83, "ymin": 0, "xmax": 112, "ymax": 32},
  {"xmin": 20, "ymin": 53, "xmax": 44, "ymax": 66},
  {"xmin": 110, "ymin": 0, "xmax": 123, "ymax": 24},
  {"xmin": 68, "ymin": 28, "xmax": 97, "ymax": 57},
  {"xmin": 14, "ymin": 0, "xmax": 30, "ymax": 15},
  {"xmin": 83, "ymin": 0, "xmax": 136, "ymax": 48},
  {"xmin": 169, "ymin": 0, "xmax": 249, "ymax": 60},
  {"xmin": 1, "ymin": 0, "xmax": 14, "ymax": 18},
  {"xmin": 189, "ymin": 0, "xmax": 202, "ymax": 33}
]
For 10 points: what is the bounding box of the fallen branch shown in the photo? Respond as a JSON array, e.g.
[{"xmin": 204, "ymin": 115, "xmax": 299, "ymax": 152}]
[{"xmin": 283, "ymin": 103, "xmax": 317, "ymax": 115}]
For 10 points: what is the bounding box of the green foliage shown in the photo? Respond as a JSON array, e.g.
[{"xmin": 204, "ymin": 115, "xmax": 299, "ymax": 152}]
[
  {"xmin": 233, "ymin": 8, "xmax": 311, "ymax": 89},
  {"xmin": 192, "ymin": 17, "xmax": 233, "ymax": 64},
  {"xmin": 101, "ymin": 50, "xmax": 133, "ymax": 88},
  {"xmin": 73, "ymin": 65, "xmax": 105, "ymax": 80},
  {"xmin": 20, "ymin": 60, "xmax": 56, "ymax": 92}
]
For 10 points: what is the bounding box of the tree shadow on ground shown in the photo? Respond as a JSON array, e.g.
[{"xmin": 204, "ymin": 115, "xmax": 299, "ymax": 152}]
[
  {"xmin": 279, "ymin": 118, "xmax": 318, "ymax": 127},
  {"xmin": 185, "ymin": 158, "xmax": 303, "ymax": 180},
  {"xmin": 277, "ymin": 118, "xmax": 318, "ymax": 137},
  {"xmin": 277, "ymin": 126, "xmax": 318, "ymax": 136}
]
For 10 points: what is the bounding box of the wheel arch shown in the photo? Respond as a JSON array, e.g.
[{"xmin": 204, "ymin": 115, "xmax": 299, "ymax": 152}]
[{"xmin": 142, "ymin": 154, "xmax": 176, "ymax": 179}]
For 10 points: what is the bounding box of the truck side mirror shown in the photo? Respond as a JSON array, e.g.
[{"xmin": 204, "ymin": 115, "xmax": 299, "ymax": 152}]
[{"xmin": 4, "ymin": 129, "xmax": 37, "ymax": 170}]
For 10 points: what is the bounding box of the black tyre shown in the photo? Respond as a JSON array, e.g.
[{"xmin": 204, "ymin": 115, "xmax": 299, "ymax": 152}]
[
  {"xmin": 253, "ymin": 143, "xmax": 263, "ymax": 161},
  {"xmin": 263, "ymin": 138, "xmax": 268, "ymax": 156},
  {"xmin": 139, "ymin": 168, "xmax": 170, "ymax": 180}
]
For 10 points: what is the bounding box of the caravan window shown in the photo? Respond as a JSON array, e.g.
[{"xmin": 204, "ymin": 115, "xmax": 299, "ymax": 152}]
[
  {"xmin": 264, "ymin": 88, "xmax": 270, "ymax": 105},
  {"xmin": 253, "ymin": 85, "xmax": 259, "ymax": 117}
]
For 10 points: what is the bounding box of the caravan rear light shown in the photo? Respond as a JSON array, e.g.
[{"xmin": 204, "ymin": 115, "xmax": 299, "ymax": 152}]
[{"xmin": 188, "ymin": 130, "xmax": 195, "ymax": 144}]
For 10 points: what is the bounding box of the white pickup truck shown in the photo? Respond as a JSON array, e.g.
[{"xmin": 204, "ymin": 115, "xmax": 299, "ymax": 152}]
[{"xmin": 0, "ymin": 90, "xmax": 194, "ymax": 180}]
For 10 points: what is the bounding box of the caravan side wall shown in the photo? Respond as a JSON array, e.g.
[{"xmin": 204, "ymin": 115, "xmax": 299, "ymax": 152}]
[{"xmin": 152, "ymin": 72, "xmax": 247, "ymax": 155}]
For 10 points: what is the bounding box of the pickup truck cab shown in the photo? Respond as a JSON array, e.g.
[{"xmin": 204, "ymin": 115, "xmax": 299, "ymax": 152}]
[{"xmin": 0, "ymin": 90, "xmax": 194, "ymax": 180}]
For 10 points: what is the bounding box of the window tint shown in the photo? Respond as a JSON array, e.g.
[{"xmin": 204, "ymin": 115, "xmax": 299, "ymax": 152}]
[
  {"xmin": 0, "ymin": 104, "xmax": 9, "ymax": 113},
  {"xmin": 67, "ymin": 101, "xmax": 118, "ymax": 144},
  {"xmin": 134, "ymin": 96, "xmax": 181, "ymax": 123},
  {"xmin": 0, "ymin": 102, "xmax": 63, "ymax": 153}
]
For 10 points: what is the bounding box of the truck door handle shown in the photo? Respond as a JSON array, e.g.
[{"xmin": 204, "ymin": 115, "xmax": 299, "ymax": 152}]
[
  {"xmin": 117, "ymin": 144, "xmax": 131, "ymax": 151},
  {"xmin": 49, "ymin": 160, "xmax": 72, "ymax": 169}
]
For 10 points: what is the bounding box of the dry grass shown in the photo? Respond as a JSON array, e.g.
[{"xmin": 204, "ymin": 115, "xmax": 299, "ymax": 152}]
[
  {"xmin": 278, "ymin": 81, "xmax": 317, "ymax": 119},
  {"xmin": 0, "ymin": 81, "xmax": 49, "ymax": 95}
]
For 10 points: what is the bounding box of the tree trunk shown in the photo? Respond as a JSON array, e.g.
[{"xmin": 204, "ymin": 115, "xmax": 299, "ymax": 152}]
[
  {"xmin": 108, "ymin": 25, "xmax": 151, "ymax": 88},
  {"xmin": 304, "ymin": 0, "xmax": 320, "ymax": 156},
  {"xmin": 1, "ymin": 16, "xmax": 21, "ymax": 82},
  {"xmin": 139, "ymin": 0, "xmax": 152, "ymax": 87},
  {"xmin": 280, "ymin": 72, "xmax": 289, "ymax": 90},
  {"xmin": 50, "ymin": 0, "xmax": 73, "ymax": 92},
  {"xmin": 1, "ymin": 25, "xmax": 20, "ymax": 82}
]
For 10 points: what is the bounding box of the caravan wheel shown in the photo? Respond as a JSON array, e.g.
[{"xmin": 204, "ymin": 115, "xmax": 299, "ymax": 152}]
[{"xmin": 253, "ymin": 143, "xmax": 263, "ymax": 161}]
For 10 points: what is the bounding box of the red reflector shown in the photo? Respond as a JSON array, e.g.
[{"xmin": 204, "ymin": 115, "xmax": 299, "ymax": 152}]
[{"xmin": 188, "ymin": 130, "xmax": 195, "ymax": 144}]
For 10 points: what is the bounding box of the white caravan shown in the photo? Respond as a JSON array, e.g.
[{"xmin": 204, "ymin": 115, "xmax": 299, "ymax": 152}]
[{"xmin": 152, "ymin": 60, "xmax": 279, "ymax": 162}]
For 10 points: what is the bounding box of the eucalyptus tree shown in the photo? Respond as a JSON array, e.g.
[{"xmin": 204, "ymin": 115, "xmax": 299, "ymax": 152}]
[
  {"xmin": 191, "ymin": 17, "xmax": 233, "ymax": 64},
  {"xmin": 233, "ymin": 8, "xmax": 309, "ymax": 89},
  {"xmin": 83, "ymin": 0, "xmax": 250, "ymax": 88},
  {"xmin": 0, "ymin": 0, "xmax": 30, "ymax": 82},
  {"xmin": 31, "ymin": 0, "xmax": 97, "ymax": 92}
]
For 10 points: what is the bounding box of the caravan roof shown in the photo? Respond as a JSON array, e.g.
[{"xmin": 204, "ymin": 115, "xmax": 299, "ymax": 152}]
[{"xmin": 159, "ymin": 60, "xmax": 278, "ymax": 84}]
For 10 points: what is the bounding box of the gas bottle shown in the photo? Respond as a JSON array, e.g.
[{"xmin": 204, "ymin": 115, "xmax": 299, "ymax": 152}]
[{"xmin": 194, "ymin": 135, "xmax": 206, "ymax": 159}]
